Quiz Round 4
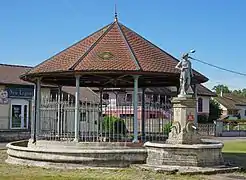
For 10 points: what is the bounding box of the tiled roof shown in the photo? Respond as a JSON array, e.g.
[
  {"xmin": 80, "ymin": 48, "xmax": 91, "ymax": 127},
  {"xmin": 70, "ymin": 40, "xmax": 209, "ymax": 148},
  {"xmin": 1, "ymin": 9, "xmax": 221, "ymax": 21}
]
[
  {"xmin": 196, "ymin": 84, "xmax": 216, "ymax": 96},
  {"xmin": 62, "ymin": 86, "xmax": 100, "ymax": 103},
  {"xmin": 0, "ymin": 64, "xmax": 100, "ymax": 102},
  {"xmin": 0, "ymin": 64, "xmax": 32, "ymax": 85},
  {"xmin": 214, "ymin": 93, "xmax": 246, "ymax": 110},
  {"xmin": 24, "ymin": 20, "xmax": 207, "ymax": 82},
  {"xmin": 148, "ymin": 84, "xmax": 215, "ymax": 97}
]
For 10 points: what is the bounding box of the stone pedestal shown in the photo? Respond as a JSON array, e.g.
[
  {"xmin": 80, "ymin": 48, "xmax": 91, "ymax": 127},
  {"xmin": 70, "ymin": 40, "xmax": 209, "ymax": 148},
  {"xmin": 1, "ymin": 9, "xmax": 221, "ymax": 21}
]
[
  {"xmin": 144, "ymin": 95, "xmax": 225, "ymax": 168},
  {"xmin": 166, "ymin": 96, "xmax": 201, "ymax": 144}
]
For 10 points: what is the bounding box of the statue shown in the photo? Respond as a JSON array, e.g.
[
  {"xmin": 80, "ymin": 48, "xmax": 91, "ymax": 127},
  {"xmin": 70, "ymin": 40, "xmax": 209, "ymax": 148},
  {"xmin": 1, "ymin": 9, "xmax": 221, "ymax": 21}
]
[{"xmin": 175, "ymin": 53, "xmax": 193, "ymax": 96}]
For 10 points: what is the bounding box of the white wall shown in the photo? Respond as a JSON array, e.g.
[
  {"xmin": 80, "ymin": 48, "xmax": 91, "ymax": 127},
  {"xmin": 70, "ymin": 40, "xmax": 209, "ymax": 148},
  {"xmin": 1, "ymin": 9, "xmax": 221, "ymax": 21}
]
[
  {"xmin": 236, "ymin": 105, "xmax": 246, "ymax": 119},
  {"xmin": 197, "ymin": 96, "xmax": 210, "ymax": 114},
  {"xmin": 105, "ymin": 92, "xmax": 211, "ymax": 115},
  {"xmin": 0, "ymin": 85, "xmax": 9, "ymax": 129}
]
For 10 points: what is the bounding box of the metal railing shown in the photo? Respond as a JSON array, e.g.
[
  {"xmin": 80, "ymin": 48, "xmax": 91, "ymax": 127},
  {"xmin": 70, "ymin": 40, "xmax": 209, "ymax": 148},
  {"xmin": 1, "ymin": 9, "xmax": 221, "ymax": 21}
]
[{"xmin": 37, "ymin": 96, "xmax": 172, "ymax": 143}]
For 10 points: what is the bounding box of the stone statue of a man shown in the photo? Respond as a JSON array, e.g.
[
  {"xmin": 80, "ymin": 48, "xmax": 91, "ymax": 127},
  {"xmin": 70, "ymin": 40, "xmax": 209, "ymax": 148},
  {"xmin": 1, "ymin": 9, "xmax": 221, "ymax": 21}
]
[{"xmin": 175, "ymin": 53, "xmax": 193, "ymax": 96}]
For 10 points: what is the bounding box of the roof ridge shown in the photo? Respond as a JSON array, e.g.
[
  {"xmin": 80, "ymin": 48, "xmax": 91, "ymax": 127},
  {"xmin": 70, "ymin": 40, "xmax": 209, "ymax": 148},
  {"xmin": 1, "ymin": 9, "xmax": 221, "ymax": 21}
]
[
  {"xmin": 120, "ymin": 24, "xmax": 208, "ymax": 82},
  {"xmin": 0, "ymin": 63, "xmax": 33, "ymax": 68},
  {"xmin": 117, "ymin": 22, "xmax": 142, "ymax": 71},
  {"xmin": 69, "ymin": 22, "xmax": 115, "ymax": 70}
]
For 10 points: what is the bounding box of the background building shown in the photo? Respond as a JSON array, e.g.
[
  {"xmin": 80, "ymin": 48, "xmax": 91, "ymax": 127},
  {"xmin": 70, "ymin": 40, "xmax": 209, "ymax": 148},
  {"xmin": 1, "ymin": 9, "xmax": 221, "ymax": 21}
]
[
  {"xmin": 0, "ymin": 64, "xmax": 100, "ymax": 141},
  {"xmin": 213, "ymin": 93, "xmax": 246, "ymax": 119}
]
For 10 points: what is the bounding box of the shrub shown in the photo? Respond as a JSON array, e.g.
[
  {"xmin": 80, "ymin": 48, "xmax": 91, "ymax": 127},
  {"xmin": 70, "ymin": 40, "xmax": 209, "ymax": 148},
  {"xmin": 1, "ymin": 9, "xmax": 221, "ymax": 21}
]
[
  {"xmin": 163, "ymin": 122, "xmax": 172, "ymax": 135},
  {"xmin": 102, "ymin": 116, "xmax": 128, "ymax": 135},
  {"xmin": 198, "ymin": 114, "xmax": 209, "ymax": 123}
]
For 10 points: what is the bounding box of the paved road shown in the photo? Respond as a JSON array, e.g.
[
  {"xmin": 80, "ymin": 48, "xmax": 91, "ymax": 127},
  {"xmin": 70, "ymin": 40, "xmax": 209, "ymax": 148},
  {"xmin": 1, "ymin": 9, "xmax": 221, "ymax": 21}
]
[
  {"xmin": 208, "ymin": 174, "xmax": 246, "ymax": 180},
  {"xmin": 0, "ymin": 143, "xmax": 7, "ymax": 150},
  {"xmin": 208, "ymin": 137, "xmax": 246, "ymax": 142}
]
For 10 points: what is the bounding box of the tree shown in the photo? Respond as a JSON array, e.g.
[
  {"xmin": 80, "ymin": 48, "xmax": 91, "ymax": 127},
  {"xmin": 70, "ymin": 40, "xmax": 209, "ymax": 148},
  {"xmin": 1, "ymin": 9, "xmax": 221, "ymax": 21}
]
[
  {"xmin": 232, "ymin": 88, "xmax": 246, "ymax": 97},
  {"xmin": 242, "ymin": 89, "xmax": 246, "ymax": 97},
  {"xmin": 232, "ymin": 89, "xmax": 242, "ymax": 95},
  {"xmin": 212, "ymin": 84, "xmax": 231, "ymax": 95},
  {"xmin": 208, "ymin": 99, "xmax": 222, "ymax": 122}
]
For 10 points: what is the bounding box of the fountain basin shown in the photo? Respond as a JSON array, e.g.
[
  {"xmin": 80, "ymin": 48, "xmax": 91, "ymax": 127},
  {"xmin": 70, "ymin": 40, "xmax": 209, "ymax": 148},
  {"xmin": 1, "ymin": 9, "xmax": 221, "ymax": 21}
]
[
  {"xmin": 6, "ymin": 140, "xmax": 147, "ymax": 169},
  {"xmin": 144, "ymin": 139, "xmax": 224, "ymax": 167}
]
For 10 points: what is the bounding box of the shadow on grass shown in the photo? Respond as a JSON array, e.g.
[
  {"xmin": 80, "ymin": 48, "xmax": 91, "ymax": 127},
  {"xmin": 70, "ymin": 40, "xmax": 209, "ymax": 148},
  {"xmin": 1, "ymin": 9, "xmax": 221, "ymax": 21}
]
[{"xmin": 223, "ymin": 152, "xmax": 246, "ymax": 170}]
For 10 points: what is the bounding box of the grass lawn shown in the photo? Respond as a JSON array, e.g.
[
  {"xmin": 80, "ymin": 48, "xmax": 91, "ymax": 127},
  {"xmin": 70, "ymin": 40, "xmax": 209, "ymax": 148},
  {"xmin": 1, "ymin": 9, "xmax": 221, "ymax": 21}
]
[
  {"xmin": 222, "ymin": 140, "xmax": 246, "ymax": 169},
  {"xmin": 0, "ymin": 140, "xmax": 245, "ymax": 180},
  {"xmin": 223, "ymin": 140, "xmax": 246, "ymax": 153}
]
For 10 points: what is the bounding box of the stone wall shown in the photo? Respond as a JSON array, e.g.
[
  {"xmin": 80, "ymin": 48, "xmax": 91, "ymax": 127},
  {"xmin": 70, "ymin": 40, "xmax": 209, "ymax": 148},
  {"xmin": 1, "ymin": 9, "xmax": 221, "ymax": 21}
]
[{"xmin": 0, "ymin": 130, "xmax": 30, "ymax": 142}]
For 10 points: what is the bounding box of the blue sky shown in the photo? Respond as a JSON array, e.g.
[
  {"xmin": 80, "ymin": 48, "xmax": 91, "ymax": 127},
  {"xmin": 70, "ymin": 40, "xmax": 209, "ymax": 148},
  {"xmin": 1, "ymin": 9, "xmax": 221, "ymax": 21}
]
[{"xmin": 0, "ymin": 0, "xmax": 245, "ymax": 90}]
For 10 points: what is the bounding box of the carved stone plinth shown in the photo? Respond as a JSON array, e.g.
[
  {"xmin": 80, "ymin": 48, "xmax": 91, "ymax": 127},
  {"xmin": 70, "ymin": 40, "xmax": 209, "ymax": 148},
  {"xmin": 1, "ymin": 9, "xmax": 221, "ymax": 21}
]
[{"xmin": 166, "ymin": 96, "xmax": 201, "ymax": 144}]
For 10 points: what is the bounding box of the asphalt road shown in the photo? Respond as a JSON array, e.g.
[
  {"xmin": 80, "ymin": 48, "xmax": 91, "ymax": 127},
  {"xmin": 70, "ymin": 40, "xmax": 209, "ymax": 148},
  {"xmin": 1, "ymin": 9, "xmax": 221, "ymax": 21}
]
[
  {"xmin": 211, "ymin": 137, "xmax": 246, "ymax": 141},
  {"xmin": 0, "ymin": 143, "xmax": 7, "ymax": 150}
]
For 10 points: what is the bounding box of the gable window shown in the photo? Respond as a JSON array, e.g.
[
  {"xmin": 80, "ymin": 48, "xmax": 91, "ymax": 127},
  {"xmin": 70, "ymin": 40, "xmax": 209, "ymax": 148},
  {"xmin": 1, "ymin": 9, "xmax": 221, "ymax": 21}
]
[{"xmin": 198, "ymin": 97, "xmax": 203, "ymax": 112}]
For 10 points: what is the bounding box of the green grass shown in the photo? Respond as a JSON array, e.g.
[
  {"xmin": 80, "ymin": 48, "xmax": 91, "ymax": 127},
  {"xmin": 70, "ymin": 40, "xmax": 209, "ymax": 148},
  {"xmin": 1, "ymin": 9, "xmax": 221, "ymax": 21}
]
[
  {"xmin": 0, "ymin": 150, "xmax": 205, "ymax": 180},
  {"xmin": 0, "ymin": 140, "xmax": 246, "ymax": 180},
  {"xmin": 222, "ymin": 140, "xmax": 246, "ymax": 169},
  {"xmin": 223, "ymin": 140, "xmax": 246, "ymax": 153}
]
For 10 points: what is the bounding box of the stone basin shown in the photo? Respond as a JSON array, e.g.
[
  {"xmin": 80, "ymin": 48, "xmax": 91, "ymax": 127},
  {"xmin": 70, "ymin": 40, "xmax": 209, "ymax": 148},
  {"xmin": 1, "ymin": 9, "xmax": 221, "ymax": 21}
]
[{"xmin": 6, "ymin": 140, "xmax": 147, "ymax": 169}]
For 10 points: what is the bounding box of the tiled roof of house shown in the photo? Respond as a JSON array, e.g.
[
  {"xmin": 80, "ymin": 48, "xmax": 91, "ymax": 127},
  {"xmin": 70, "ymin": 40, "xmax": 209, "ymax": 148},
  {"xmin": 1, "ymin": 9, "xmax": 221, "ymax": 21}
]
[
  {"xmin": 91, "ymin": 84, "xmax": 215, "ymax": 97},
  {"xmin": 0, "ymin": 64, "xmax": 32, "ymax": 85},
  {"xmin": 24, "ymin": 20, "xmax": 207, "ymax": 84},
  {"xmin": 62, "ymin": 86, "xmax": 100, "ymax": 103},
  {"xmin": 214, "ymin": 93, "xmax": 246, "ymax": 110},
  {"xmin": 0, "ymin": 63, "xmax": 100, "ymax": 101},
  {"xmin": 196, "ymin": 84, "xmax": 216, "ymax": 97}
]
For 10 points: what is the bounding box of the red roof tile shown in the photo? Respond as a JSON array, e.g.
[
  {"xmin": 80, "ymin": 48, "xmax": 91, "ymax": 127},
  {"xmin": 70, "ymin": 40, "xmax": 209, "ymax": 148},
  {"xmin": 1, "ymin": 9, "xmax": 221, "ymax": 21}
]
[
  {"xmin": 0, "ymin": 64, "xmax": 32, "ymax": 85},
  {"xmin": 24, "ymin": 20, "xmax": 207, "ymax": 83},
  {"xmin": 74, "ymin": 23, "xmax": 139, "ymax": 71}
]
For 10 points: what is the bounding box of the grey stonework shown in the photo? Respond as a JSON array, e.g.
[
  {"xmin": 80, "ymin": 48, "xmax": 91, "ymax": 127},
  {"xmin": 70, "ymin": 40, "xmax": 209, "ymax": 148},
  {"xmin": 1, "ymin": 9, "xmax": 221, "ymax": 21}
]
[
  {"xmin": 145, "ymin": 142, "xmax": 224, "ymax": 167},
  {"xmin": 144, "ymin": 96, "xmax": 225, "ymax": 168},
  {"xmin": 6, "ymin": 140, "xmax": 147, "ymax": 168},
  {"xmin": 166, "ymin": 96, "xmax": 200, "ymax": 145},
  {"xmin": 0, "ymin": 130, "xmax": 30, "ymax": 142}
]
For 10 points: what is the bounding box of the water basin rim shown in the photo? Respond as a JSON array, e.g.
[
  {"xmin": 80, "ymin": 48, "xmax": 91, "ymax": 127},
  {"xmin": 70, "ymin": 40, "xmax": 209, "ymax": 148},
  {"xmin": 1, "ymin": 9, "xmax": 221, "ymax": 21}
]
[
  {"xmin": 7, "ymin": 141, "xmax": 146, "ymax": 154},
  {"xmin": 144, "ymin": 141, "xmax": 223, "ymax": 149}
]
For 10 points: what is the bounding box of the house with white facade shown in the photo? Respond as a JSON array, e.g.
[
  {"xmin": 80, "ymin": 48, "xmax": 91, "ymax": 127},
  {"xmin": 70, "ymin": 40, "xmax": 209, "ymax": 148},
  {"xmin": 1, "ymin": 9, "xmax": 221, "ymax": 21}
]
[
  {"xmin": 92, "ymin": 84, "xmax": 216, "ymax": 120},
  {"xmin": 213, "ymin": 93, "xmax": 246, "ymax": 119},
  {"xmin": 0, "ymin": 64, "xmax": 101, "ymax": 141}
]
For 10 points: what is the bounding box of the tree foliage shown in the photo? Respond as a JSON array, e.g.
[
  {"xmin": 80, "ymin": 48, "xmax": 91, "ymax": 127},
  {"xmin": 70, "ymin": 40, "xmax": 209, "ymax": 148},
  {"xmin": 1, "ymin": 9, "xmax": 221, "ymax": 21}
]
[
  {"xmin": 213, "ymin": 84, "xmax": 246, "ymax": 97},
  {"xmin": 232, "ymin": 88, "xmax": 246, "ymax": 97},
  {"xmin": 163, "ymin": 122, "xmax": 172, "ymax": 135},
  {"xmin": 212, "ymin": 84, "xmax": 231, "ymax": 94},
  {"xmin": 208, "ymin": 99, "xmax": 222, "ymax": 121},
  {"xmin": 102, "ymin": 116, "xmax": 128, "ymax": 135},
  {"xmin": 198, "ymin": 100, "xmax": 222, "ymax": 123}
]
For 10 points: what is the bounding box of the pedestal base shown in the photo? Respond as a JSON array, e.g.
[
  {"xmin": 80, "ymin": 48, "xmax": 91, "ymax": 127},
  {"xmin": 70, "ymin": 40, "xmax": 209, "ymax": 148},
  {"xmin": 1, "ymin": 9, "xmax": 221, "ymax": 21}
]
[
  {"xmin": 144, "ymin": 142, "xmax": 224, "ymax": 167},
  {"xmin": 166, "ymin": 131, "xmax": 202, "ymax": 145}
]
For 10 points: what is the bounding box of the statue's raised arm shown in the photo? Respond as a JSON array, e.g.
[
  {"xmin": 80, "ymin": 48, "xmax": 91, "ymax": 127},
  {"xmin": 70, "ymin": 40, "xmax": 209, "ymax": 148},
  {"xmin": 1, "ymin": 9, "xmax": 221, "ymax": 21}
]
[{"xmin": 175, "ymin": 61, "xmax": 182, "ymax": 70}]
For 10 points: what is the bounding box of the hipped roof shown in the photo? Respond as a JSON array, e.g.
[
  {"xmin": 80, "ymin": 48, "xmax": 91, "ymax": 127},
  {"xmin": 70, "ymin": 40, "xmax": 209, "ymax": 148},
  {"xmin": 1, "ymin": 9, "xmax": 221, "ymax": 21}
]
[{"xmin": 21, "ymin": 20, "xmax": 208, "ymax": 87}]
